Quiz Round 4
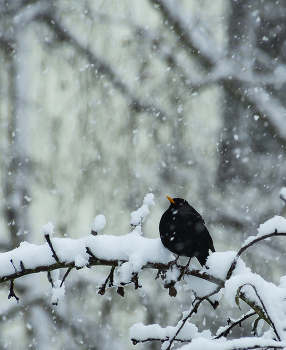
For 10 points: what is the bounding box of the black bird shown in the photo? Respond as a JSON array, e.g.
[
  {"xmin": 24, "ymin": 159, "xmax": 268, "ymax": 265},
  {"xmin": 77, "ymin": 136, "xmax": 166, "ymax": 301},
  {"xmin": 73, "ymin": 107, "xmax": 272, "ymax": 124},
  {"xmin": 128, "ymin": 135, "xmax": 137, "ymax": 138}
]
[{"xmin": 159, "ymin": 196, "xmax": 215, "ymax": 266}]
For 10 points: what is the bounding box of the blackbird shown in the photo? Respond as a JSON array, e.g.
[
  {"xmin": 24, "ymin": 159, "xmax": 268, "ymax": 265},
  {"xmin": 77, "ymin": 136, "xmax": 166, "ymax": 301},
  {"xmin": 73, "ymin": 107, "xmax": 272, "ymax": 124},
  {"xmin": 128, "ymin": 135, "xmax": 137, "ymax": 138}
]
[{"xmin": 159, "ymin": 196, "xmax": 215, "ymax": 266}]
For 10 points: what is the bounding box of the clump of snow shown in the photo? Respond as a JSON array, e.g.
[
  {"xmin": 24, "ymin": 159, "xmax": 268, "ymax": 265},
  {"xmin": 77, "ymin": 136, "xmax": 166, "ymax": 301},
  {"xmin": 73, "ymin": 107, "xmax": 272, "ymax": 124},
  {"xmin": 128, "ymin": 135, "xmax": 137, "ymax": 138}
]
[
  {"xmin": 51, "ymin": 280, "xmax": 65, "ymax": 305},
  {"xmin": 243, "ymin": 216, "xmax": 286, "ymax": 247},
  {"xmin": 130, "ymin": 322, "xmax": 212, "ymax": 344},
  {"xmin": 184, "ymin": 275, "xmax": 219, "ymax": 299},
  {"xmin": 91, "ymin": 214, "xmax": 106, "ymax": 234},
  {"xmin": 116, "ymin": 236, "xmax": 172, "ymax": 283},
  {"xmin": 42, "ymin": 222, "xmax": 54, "ymax": 237},
  {"xmin": 52, "ymin": 237, "xmax": 89, "ymax": 262},
  {"xmin": 49, "ymin": 270, "xmax": 65, "ymax": 304},
  {"xmin": 143, "ymin": 193, "xmax": 155, "ymax": 207},
  {"xmin": 258, "ymin": 216, "xmax": 286, "ymax": 235},
  {"xmin": 205, "ymin": 252, "xmax": 236, "ymax": 279},
  {"xmin": 130, "ymin": 193, "xmax": 155, "ymax": 228},
  {"xmin": 130, "ymin": 205, "xmax": 150, "ymax": 227},
  {"xmin": 74, "ymin": 254, "xmax": 87, "ymax": 268},
  {"xmin": 164, "ymin": 266, "xmax": 180, "ymax": 285}
]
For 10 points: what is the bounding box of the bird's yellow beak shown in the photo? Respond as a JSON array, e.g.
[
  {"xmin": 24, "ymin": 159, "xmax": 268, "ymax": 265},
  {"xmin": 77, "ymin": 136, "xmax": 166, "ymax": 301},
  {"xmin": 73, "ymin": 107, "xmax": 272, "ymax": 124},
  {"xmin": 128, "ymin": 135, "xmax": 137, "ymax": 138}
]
[{"xmin": 166, "ymin": 196, "xmax": 175, "ymax": 204}]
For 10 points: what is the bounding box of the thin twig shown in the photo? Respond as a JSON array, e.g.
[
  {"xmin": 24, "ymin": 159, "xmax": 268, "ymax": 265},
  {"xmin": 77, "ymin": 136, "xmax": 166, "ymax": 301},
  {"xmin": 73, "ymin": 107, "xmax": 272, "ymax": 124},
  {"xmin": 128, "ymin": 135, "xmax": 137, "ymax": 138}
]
[
  {"xmin": 131, "ymin": 337, "xmax": 189, "ymax": 345},
  {"xmin": 215, "ymin": 311, "xmax": 256, "ymax": 339},
  {"xmin": 226, "ymin": 230, "xmax": 286, "ymax": 280},
  {"xmin": 131, "ymin": 273, "xmax": 141, "ymax": 289},
  {"xmin": 165, "ymin": 298, "xmax": 203, "ymax": 350},
  {"xmin": 8, "ymin": 280, "xmax": 19, "ymax": 302},
  {"xmin": 44, "ymin": 234, "xmax": 60, "ymax": 263},
  {"xmin": 10, "ymin": 259, "xmax": 17, "ymax": 273},
  {"xmin": 86, "ymin": 247, "xmax": 98, "ymax": 261},
  {"xmin": 20, "ymin": 260, "xmax": 25, "ymax": 270},
  {"xmin": 60, "ymin": 267, "xmax": 73, "ymax": 288},
  {"xmin": 47, "ymin": 271, "xmax": 54, "ymax": 288},
  {"xmin": 98, "ymin": 266, "xmax": 116, "ymax": 295}
]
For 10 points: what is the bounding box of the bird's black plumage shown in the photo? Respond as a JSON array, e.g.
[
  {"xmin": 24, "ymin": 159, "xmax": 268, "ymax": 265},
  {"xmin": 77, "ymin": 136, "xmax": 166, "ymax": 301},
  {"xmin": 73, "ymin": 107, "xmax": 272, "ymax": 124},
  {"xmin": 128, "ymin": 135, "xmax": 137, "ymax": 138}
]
[{"xmin": 159, "ymin": 196, "xmax": 215, "ymax": 266}]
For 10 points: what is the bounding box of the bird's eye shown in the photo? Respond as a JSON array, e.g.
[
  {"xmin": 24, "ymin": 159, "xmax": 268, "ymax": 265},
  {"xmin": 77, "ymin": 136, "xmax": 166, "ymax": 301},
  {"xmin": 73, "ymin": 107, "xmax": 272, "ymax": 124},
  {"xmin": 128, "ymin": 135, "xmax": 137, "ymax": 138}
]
[{"xmin": 179, "ymin": 202, "xmax": 183, "ymax": 205}]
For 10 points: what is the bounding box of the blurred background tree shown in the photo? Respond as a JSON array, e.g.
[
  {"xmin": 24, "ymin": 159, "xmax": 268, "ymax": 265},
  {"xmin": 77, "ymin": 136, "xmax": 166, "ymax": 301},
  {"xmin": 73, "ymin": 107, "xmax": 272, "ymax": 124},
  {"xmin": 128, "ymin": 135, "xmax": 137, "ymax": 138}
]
[{"xmin": 1, "ymin": 0, "xmax": 286, "ymax": 349}]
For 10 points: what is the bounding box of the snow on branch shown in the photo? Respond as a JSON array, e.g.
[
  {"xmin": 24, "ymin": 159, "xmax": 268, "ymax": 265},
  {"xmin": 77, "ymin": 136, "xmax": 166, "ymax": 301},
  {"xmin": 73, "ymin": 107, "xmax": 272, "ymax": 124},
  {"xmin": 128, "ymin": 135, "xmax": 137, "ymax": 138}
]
[
  {"xmin": 226, "ymin": 216, "xmax": 286, "ymax": 280},
  {"xmin": 1, "ymin": 193, "xmax": 286, "ymax": 350},
  {"xmin": 130, "ymin": 193, "xmax": 155, "ymax": 227},
  {"xmin": 129, "ymin": 209, "xmax": 286, "ymax": 349}
]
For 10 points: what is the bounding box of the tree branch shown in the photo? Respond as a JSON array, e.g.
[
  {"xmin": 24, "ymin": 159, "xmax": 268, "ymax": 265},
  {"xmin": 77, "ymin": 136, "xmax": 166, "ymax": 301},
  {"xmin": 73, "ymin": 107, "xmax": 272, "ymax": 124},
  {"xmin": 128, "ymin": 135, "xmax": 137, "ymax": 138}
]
[
  {"xmin": 150, "ymin": 0, "xmax": 286, "ymax": 144},
  {"xmin": 239, "ymin": 284, "xmax": 280, "ymax": 341},
  {"xmin": 215, "ymin": 311, "xmax": 256, "ymax": 339},
  {"xmin": 226, "ymin": 230, "xmax": 286, "ymax": 280},
  {"xmin": 0, "ymin": 235, "xmax": 223, "ymax": 287},
  {"xmin": 164, "ymin": 298, "xmax": 203, "ymax": 350},
  {"xmin": 149, "ymin": 0, "xmax": 219, "ymax": 69},
  {"xmin": 40, "ymin": 10, "xmax": 168, "ymax": 119}
]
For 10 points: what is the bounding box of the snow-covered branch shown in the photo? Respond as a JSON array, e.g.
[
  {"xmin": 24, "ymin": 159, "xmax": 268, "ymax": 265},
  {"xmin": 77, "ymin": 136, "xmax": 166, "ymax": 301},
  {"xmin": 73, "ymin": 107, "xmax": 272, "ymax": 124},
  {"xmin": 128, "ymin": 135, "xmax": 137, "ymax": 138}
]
[
  {"xmin": 0, "ymin": 229, "xmax": 222, "ymax": 287},
  {"xmin": 2, "ymin": 193, "xmax": 286, "ymax": 350},
  {"xmin": 227, "ymin": 216, "xmax": 286, "ymax": 279},
  {"xmin": 130, "ymin": 212, "xmax": 286, "ymax": 349},
  {"xmin": 215, "ymin": 311, "xmax": 256, "ymax": 339}
]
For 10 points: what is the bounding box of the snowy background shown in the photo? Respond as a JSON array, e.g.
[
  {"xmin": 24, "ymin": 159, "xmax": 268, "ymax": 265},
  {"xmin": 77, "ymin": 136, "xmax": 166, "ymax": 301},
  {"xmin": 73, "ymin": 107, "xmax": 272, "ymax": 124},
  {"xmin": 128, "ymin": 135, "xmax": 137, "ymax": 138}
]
[{"xmin": 1, "ymin": 0, "xmax": 286, "ymax": 349}]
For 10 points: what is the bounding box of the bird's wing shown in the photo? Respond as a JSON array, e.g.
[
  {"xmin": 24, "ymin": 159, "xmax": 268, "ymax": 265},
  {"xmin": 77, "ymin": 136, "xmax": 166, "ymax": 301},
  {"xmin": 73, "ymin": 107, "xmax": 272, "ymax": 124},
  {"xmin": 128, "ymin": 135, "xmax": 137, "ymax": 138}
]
[
  {"xmin": 191, "ymin": 214, "xmax": 215, "ymax": 252},
  {"xmin": 189, "ymin": 207, "xmax": 203, "ymax": 219}
]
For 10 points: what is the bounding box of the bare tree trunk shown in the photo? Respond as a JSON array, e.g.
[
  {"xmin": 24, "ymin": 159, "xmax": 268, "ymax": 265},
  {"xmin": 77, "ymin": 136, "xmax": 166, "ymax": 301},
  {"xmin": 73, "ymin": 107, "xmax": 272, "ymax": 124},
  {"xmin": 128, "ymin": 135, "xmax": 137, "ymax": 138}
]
[
  {"xmin": 218, "ymin": 0, "xmax": 286, "ymax": 200},
  {"xmin": 5, "ymin": 23, "xmax": 31, "ymax": 248}
]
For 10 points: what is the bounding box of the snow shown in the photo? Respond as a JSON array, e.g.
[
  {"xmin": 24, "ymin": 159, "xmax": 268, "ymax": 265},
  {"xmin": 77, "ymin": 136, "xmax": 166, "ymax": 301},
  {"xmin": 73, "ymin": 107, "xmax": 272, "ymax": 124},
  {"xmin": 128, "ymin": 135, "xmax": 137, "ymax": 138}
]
[
  {"xmin": 183, "ymin": 252, "xmax": 250, "ymax": 299},
  {"xmin": 91, "ymin": 214, "xmax": 106, "ymax": 234},
  {"xmin": 130, "ymin": 193, "xmax": 155, "ymax": 227},
  {"xmin": 130, "ymin": 320, "xmax": 286, "ymax": 350},
  {"xmin": 258, "ymin": 216, "xmax": 286, "ymax": 235},
  {"xmin": 225, "ymin": 272, "xmax": 286, "ymax": 340},
  {"xmin": 178, "ymin": 337, "xmax": 286, "ymax": 350},
  {"xmin": 130, "ymin": 322, "xmax": 212, "ymax": 343},
  {"xmin": 243, "ymin": 216, "xmax": 286, "ymax": 247},
  {"xmin": 0, "ymin": 241, "xmax": 55, "ymax": 276},
  {"xmin": 0, "ymin": 227, "xmax": 171, "ymax": 284},
  {"xmin": 4, "ymin": 193, "xmax": 286, "ymax": 349},
  {"xmin": 130, "ymin": 205, "xmax": 150, "ymax": 227},
  {"xmin": 74, "ymin": 254, "xmax": 87, "ymax": 268},
  {"xmin": 184, "ymin": 274, "xmax": 218, "ymax": 298},
  {"xmin": 52, "ymin": 237, "xmax": 89, "ymax": 263},
  {"xmin": 49, "ymin": 269, "xmax": 65, "ymax": 304},
  {"xmin": 205, "ymin": 251, "xmax": 249, "ymax": 279},
  {"xmin": 143, "ymin": 193, "xmax": 155, "ymax": 207},
  {"xmin": 51, "ymin": 280, "xmax": 65, "ymax": 305},
  {"xmin": 42, "ymin": 222, "xmax": 54, "ymax": 237}
]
